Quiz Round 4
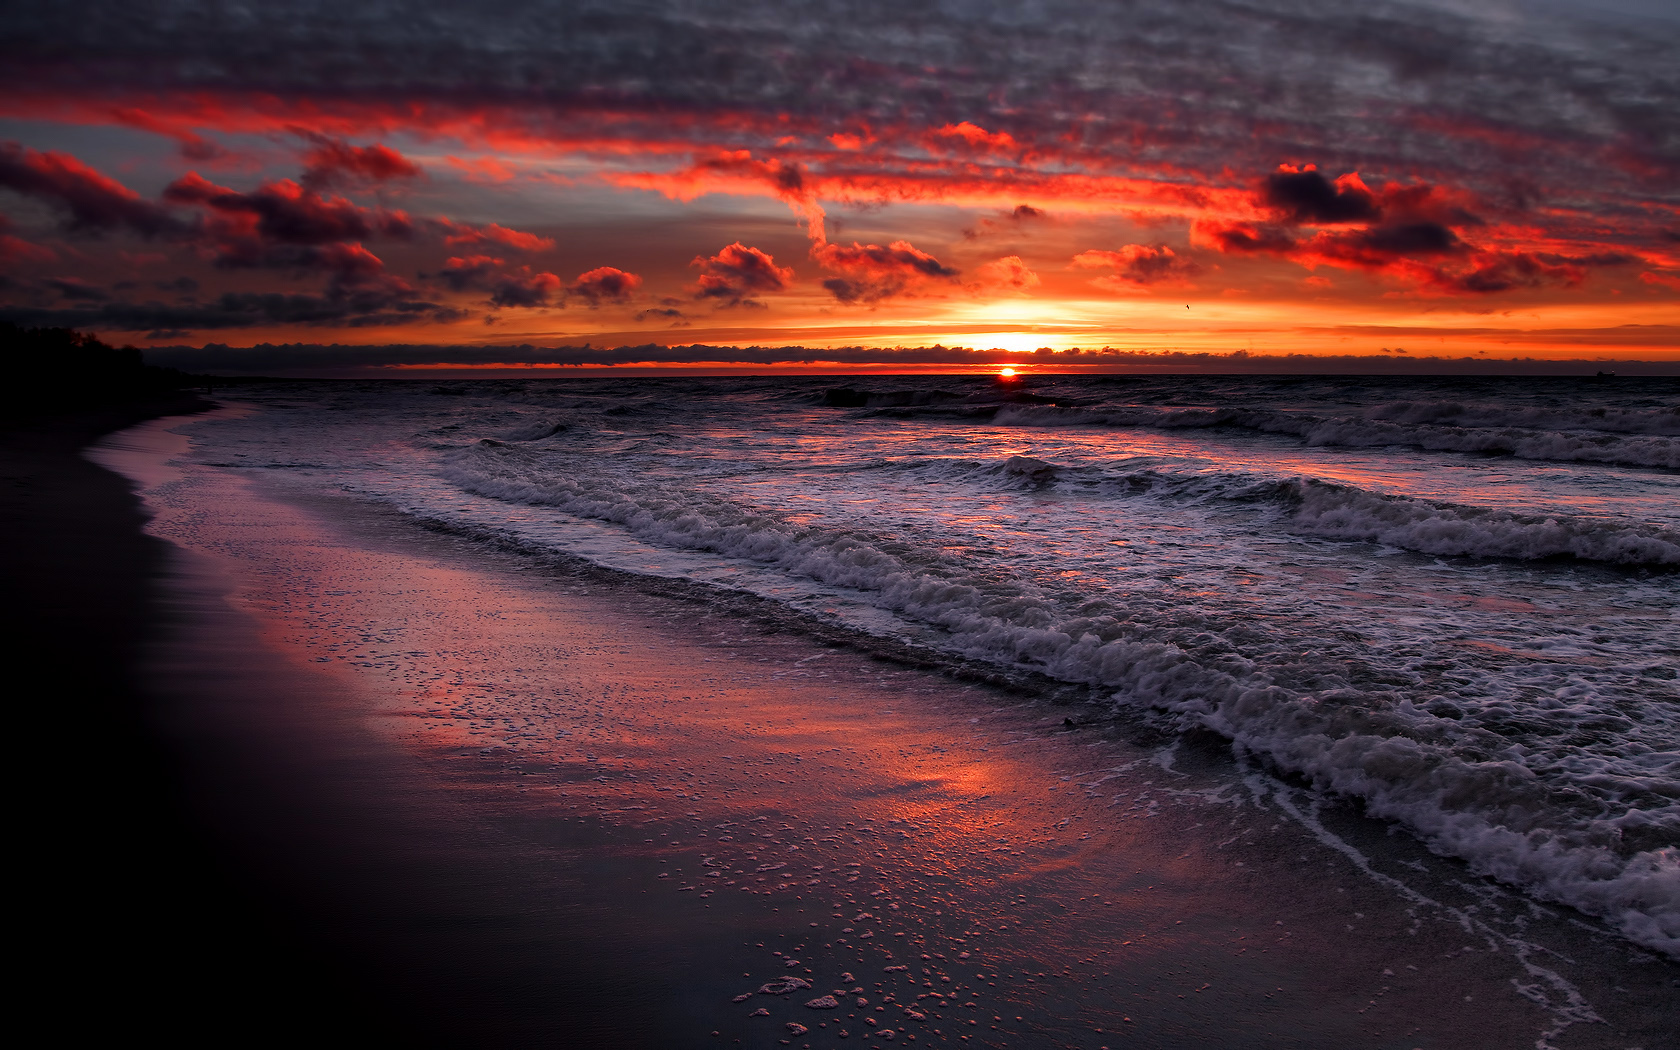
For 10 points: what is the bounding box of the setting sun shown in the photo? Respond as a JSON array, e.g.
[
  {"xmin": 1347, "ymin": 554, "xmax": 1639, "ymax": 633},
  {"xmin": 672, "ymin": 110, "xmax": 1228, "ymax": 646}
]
[{"xmin": 998, "ymin": 367, "xmax": 1017, "ymax": 377}]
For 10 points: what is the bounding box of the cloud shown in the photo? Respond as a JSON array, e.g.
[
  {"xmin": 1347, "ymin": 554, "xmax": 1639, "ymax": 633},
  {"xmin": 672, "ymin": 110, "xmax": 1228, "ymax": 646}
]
[
  {"xmin": 44, "ymin": 276, "xmax": 109, "ymax": 301},
  {"xmin": 691, "ymin": 242, "xmax": 794, "ymax": 307},
  {"xmin": 0, "ymin": 289, "xmax": 463, "ymax": 333},
  {"xmin": 634, "ymin": 305, "xmax": 689, "ymax": 325},
  {"xmin": 1193, "ymin": 220, "xmax": 1298, "ymax": 255},
  {"xmin": 298, "ymin": 135, "xmax": 423, "ymax": 189},
  {"xmin": 0, "ymin": 0, "xmax": 1673, "ymax": 324},
  {"xmin": 974, "ymin": 256, "xmax": 1040, "ymax": 292},
  {"xmin": 964, "ymin": 203, "xmax": 1049, "ymax": 239},
  {"xmin": 444, "ymin": 155, "xmax": 521, "ymax": 183},
  {"xmin": 931, "ymin": 122, "xmax": 1018, "ymax": 154},
  {"xmin": 163, "ymin": 172, "xmax": 407, "ymax": 247},
  {"xmin": 1312, "ymin": 220, "xmax": 1467, "ymax": 269},
  {"xmin": 568, "ymin": 266, "xmax": 642, "ymax": 305},
  {"xmin": 6, "ymin": 0, "xmax": 1674, "ymax": 218},
  {"xmin": 437, "ymin": 254, "xmax": 505, "ymax": 292},
  {"xmin": 815, "ymin": 239, "xmax": 958, "ymax": 303},
  {"xmin": 128, "ymin": 341, "xmax": 1680, "ymax": 379},
  {"xmin": 434, "ymin": 256, "xmax": 636, "ymax": 309},
  {"xmin": 0, "ymin": 141, "xmax": 189, "ymax": 238},
  {"xmin": 1436, "ymin": 251, "xmax": 1585, "ymax": 293},
  {"xmin": 108, "ymin": 107, "xmax": 232, "ymax": 163},
  {"xmin": 1262, "ymin": 167, "xmax": 1380, "ymax": 224},
  {"xmin": 434, "ymin": 219, "xmax": 554, "ymax": 252},
  {"xmin": 1189, "ymin": 163, "xmax": 1641, "ymax": 295},
  {"xmin": 0, "ymin": 214, "xmax": 56, "ymax": 263},
  {"xmin": 1072, "ymin": 245, "xmax": 1197, "ymax": 288},
  {"xmin": 489, "ymin": 270, "xmax": 563, "ymax": 308}
]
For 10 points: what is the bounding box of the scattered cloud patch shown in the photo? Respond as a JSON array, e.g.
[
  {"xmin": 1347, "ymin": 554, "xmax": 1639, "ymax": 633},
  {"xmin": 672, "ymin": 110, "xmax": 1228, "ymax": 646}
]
[
  {"xmin": 1073, "ymin": 245, "xmax": 1197, "ymax": 289},
  {"xmin": 815, "ymin": 239, "xmax": 958, "ymax": 303},
  {"xmin": 691, "ymin": 242, "xmax": 793, "ymax": 307}
]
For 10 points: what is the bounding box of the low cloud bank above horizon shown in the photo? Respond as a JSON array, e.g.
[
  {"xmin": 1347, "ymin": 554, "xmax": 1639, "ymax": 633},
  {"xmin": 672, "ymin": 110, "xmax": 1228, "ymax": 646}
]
[
  {"xmin": 139, "ymin": 339, "xmax": 1680, "ymax": 377},
  {"xmin": 0, "ymin": 0, "xmax": 1674, "ymax": 362}
]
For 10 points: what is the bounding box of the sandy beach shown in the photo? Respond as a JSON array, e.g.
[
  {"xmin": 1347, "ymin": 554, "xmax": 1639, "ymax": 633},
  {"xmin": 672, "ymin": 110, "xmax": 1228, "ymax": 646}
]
[
  {"xmin": 30, "ymin": 407, "xmax": 1664, "ymax": 1048},
  {"xmin": 0, "ymin": 400, "xmax": 400, "ymax": 1041}
]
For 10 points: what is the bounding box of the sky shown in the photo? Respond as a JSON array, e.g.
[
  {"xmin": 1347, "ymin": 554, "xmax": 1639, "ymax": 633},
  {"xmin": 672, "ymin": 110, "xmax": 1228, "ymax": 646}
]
[{"xmin": 0, "ymin": 0, "xmax": 1676, "ymax": 373}]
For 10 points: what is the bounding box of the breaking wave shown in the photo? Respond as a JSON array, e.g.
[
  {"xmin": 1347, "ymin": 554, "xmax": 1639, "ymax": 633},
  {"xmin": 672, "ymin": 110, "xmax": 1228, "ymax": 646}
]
[
  {"xmin": 435, "ymin": 438, "xmax": 1678, "ymax": 957},
  {"xmin": 891, "ymin": 455, "xmax": 1680, "ymax": 566}
]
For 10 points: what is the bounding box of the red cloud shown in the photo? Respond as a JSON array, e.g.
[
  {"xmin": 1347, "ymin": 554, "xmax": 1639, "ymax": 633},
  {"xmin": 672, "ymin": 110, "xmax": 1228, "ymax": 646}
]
[
  {"xmin": 1186, "ymin": 164, "xmax": 1618, "ymax": 296},
  {"xmin": 1191, "ymin": 219, "xmax": 1298, "ymax": 255},
  {"xmin": 436, "ymin": 219, "xmax": 554, "ymax": 252},
  {"xmin": 0, "ymin": 141, "xmax": 188, "ymax": 238},
  {"xmin": 1435, "ymin": 251, "xmax": 1584, "ymax": 294},
  {"xmin": 681, "ymin": 151, "xmax": 827, "ymax": 241},
  {"xmin": 436, "ymin": 258, "xmax": 635, "ymax": 308},
  {"xmin": 438, "ymin": 254, "xmax": 505, "ymax": 291},
  {"xmin": 568, "ymin": 266, "xmax": 641, "ymax": 305},
  {"xmin": 932, "ymin": 122, "xmax": 1018, "ymax": 153},
  {"xmin": 162, "ymin": 171, "xmax": 414, "ymax": 274},
  {"xmin": 164, "ymin": 172, "xmax": 405, "ymax": 246},
  {"xmin": 814, "ymin": 239, "xmax": 958, "ymax": 303},
  {"xmin": 691, "ymin": 242, "xmax": 793, "ymax": 307},
  {"xmin": 974, "ymin": 255, "xmax": 1040, "ymax": 292},
  {"xmin": 444, "ymin": 155, "xmax": 520, "ymax": 183},
  {"xmin": 1073, "ymin": 245, "xmax": 1197, "ymax": 288},
  {"xmin": 108, "ymin": 107, "xmax": 230, "ymax": 162},
  {"xmin": 299, "ymin": 135, "xmax": 423, "ymax": 189}
]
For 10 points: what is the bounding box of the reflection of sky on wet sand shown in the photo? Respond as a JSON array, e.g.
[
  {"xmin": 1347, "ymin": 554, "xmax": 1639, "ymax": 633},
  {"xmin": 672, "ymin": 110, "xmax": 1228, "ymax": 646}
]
[{"xmin": 104, "ymin": 418, "xmax": 1677, "ymax": 1049}]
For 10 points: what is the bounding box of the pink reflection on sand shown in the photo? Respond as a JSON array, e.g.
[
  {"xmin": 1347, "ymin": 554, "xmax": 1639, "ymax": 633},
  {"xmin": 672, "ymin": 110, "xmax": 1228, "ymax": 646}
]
[{"xmin": 110, "ymin": 443, "xmax": 1661, "ymax": 1048}]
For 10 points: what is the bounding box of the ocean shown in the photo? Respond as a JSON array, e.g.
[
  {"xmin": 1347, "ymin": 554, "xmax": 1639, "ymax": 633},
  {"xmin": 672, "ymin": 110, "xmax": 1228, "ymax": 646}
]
[{"xmin": 100, "ymin": 372, "xmax": 1678, "ymax": 1045}]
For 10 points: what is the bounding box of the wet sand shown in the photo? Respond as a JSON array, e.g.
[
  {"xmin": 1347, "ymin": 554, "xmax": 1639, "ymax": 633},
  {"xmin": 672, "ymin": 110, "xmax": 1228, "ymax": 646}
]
[
  {"xmin": 79, "ymin": 413, "xmax": 1680, "ymax": 1047},
  {"xmin": 1, "ymin": 400, "xmax": 413, "ymax": 1042}
]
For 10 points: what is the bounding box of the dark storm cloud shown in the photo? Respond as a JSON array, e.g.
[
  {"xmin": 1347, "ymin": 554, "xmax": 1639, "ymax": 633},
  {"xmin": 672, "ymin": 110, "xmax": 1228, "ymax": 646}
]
[
  {"xmin": 1263, "ymin": 169, "xmax": 1381, "ymax": 224},
  {"xmin": 1331, "ymin": 221, "xmax": 1465, "ymax": 262}
]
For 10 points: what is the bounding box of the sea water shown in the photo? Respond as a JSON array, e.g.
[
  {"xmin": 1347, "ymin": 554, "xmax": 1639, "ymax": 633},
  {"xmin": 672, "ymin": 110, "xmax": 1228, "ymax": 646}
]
[{"xmin": 165, "ymin": 372, "xmax": 1679, "ymax": 960}]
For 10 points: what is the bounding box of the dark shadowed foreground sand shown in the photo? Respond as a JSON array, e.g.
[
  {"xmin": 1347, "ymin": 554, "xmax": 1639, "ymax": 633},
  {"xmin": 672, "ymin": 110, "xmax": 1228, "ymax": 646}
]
[{"xmin": 32, "ymin": 411, "xmax": 1678, "ymax": 1048}]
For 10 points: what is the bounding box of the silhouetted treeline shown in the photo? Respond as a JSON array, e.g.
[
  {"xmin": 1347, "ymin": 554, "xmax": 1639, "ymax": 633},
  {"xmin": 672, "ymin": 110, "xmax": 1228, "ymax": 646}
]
[{"xmin": 1, "ymin": 324, "xmax": 192, "ymax": 413}]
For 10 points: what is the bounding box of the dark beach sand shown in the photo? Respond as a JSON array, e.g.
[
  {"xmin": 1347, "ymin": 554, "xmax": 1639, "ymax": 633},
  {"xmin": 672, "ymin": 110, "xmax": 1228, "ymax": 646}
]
[
  {"xmin": 0, "ymin": 400, "xmax": 392, "ymax": 1040},
  {"xmin": 11, "ymin": 407, "xmax": 1675, "ymax": 1048}
]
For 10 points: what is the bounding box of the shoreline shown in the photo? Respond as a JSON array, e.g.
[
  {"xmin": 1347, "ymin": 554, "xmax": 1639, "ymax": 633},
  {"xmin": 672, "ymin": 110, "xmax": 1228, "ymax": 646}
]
[
  {"xmin": 0, "ymin": 397, "xmax": 399, "ymax": 1041},
  {"xmin": 15, "ymin": 403, "xmax": 1675, "ymax": 1046}
]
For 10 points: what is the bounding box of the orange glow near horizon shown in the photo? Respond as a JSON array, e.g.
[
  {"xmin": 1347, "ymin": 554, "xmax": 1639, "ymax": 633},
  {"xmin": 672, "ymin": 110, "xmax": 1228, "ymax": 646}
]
[{"xmin": 1, "ymin": 10, "xmax": 1676, "ymax": 370}]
